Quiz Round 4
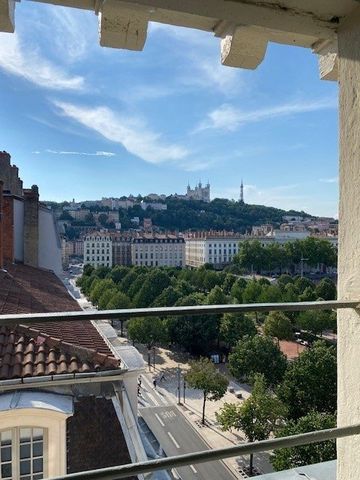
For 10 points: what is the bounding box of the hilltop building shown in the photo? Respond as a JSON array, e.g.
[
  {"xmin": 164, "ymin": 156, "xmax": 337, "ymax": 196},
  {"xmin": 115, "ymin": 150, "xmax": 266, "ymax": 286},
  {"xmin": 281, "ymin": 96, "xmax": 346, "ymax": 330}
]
[{"xmin": 186, "ymin": 181, "xmax": 210, "ymax": 202}]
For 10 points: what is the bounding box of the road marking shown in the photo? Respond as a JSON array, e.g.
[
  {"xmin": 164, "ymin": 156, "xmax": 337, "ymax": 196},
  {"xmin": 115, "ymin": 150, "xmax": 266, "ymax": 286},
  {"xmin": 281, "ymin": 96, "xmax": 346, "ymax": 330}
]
[
  {"xmin": 171, "ymin": 468, "xmax": 181, "ymax": 479},
  {"xmin": 190, "ymin": 465, "xmax": 197, "ymax": 473},
  {"xmin": 155, "ymin": 413, "xmax": 165, "ymax": 427},
  {"xmin": 167, "ymin": 431, "xmax": 180, "ymax": 448}
]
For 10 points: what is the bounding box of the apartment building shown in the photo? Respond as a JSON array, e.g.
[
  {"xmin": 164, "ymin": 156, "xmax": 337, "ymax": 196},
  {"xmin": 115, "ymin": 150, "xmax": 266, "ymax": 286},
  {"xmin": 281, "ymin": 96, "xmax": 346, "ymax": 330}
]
[
  {"xmin": 0, "ymin": 152, "xmax": 62, "ymax": 275},
  {"xmin": 83, "ymin": 232, "xmax": 112, "ymax": 267},
  {"xmin": 112, "ymin": 234, "xmax": 132, "ymax": 266},
  {"xmin": 131, "ymin": 234, "xmax": 185, "ymax": 267},
  {"xmin": 185, "ymin": 231, "xmax": 242, "ymax": 268}
]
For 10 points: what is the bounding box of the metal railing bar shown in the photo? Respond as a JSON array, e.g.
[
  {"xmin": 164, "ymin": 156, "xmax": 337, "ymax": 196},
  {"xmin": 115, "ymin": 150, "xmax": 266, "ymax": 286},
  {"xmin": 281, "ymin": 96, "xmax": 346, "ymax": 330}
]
[
  {"xmin": 0, "ymin": 300, "xmax": 358, "ymax": 325},
  {"xmin": 46, "ymin": 423, "xmax": 360, "ymax": 480}
]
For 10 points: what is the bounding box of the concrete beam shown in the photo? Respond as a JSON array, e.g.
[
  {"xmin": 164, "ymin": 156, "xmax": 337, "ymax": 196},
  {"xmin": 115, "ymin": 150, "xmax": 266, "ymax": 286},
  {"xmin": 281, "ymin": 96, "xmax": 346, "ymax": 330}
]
[
  {"xmin": 221, "ymin": 26, "xmax": 268, "ymax": 70},
  {"xmin": 0, "ymin": 0, "xmax": 15, "ymax": 33},
  {"xmin": 122, "ymin": 0, "xmax": 337, "ymax": 40},
  {"xmin": 99, "ymin": 0, "xmax": 149, "ymax": 50},
  {"xmin": 314, "ymin": 39, "xmax": 339, "ymax": 81}
]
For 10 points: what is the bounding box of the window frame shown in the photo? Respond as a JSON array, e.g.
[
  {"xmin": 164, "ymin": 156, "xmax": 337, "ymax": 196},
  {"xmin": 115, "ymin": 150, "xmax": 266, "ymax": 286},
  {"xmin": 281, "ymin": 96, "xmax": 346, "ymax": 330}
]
[{"xmin": 0, "ymin": 427, "xmax": 48, "ymax": 480}]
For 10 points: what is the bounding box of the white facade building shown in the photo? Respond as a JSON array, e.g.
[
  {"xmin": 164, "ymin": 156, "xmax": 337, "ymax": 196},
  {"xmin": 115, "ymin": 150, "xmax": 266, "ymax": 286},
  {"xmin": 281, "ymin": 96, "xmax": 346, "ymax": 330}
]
[
  {"xmin": 84, "ymin": 232, "xmax": 112, "ymax": 267},
  {"xmin": 186, "ymin": 182, "xmax": 210, "ymax": 202},
  {"xmin": 185, "ymin": 233, "xmax": 242, "ymax": 268},
  {"xmin": 131, "ymin": 235, "xmax": 185, "ymax": 267}
]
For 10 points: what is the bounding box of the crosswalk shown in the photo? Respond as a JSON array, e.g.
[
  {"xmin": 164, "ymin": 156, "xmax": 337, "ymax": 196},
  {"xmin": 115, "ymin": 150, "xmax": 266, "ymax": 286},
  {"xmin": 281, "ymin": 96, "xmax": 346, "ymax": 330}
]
[{"xmin": 138, "ymin": 374, "xmax": 171, "ymax": 408}]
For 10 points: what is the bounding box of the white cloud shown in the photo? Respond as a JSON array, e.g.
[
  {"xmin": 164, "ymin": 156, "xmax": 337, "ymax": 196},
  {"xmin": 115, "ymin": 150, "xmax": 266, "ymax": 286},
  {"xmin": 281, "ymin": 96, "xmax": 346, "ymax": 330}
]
[
  {"xmin": 119, "ymin": 84, "xmax": 175, "ymax": 102},
  {"xmin": 196, "ymin": 97, "xmax": 337, "ymax": 132},
  {"xmin": 33, "ymin": 150, "xmax": 116, "ymax": 157},
  {"xmin": 0, "ymin": 33, "xmax": 85, "ymax": 90},
  {"xmin": 319, "ymin": 177, "xmax": 338, "ymax": 183},
  {"xmin": 46, "ymin": 6, "xmax": 93, "ymax": 62},
  {"xmin": 149, "ymin": 22, "xmax": 242, "ymax": 94},
  {"xmin": 53, "ymin": 101, "xmax": 189, "ymax": 165}
]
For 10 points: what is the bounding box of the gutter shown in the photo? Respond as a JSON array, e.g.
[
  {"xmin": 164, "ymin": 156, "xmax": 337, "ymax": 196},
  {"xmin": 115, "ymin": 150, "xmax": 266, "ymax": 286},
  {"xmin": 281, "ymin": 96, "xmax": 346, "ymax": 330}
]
[{"xmin": 0, "ymin": 368, "xmax": 127, "ymax": 392}]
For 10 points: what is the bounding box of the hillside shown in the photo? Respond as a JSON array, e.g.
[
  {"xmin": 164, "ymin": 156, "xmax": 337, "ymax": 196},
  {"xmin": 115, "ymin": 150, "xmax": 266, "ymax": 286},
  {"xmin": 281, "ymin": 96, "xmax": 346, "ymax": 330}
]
[{"xmin": 118, "ymin": 198, "xmax": 310, "ymax": 232}]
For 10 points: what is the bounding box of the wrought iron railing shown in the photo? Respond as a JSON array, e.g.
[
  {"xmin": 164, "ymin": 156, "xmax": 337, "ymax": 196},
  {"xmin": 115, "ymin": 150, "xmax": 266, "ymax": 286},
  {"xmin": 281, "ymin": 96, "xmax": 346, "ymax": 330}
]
[{"xmin": 0, "ymin": 300, "xmax": 357, "ymax": 480}]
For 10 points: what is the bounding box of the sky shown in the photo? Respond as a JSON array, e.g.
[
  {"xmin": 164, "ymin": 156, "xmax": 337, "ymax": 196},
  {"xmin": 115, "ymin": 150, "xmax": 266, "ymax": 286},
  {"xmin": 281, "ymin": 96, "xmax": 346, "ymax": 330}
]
[{"xmin": 0, "ymin": 2, "xmax": 339, "ymax": 217}]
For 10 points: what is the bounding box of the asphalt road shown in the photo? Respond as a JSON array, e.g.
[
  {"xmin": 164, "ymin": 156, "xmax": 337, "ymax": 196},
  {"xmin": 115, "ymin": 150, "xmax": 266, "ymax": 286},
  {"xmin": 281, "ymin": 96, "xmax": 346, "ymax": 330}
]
[{"xmin": 140, "ymin": 405, "xmax": 236, "ymax": 480}]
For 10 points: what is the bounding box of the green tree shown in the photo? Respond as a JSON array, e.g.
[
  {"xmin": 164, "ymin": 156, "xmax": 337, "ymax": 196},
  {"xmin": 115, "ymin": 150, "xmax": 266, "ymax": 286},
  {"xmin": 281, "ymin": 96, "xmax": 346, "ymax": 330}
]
[
  {"xmin": 277, "ymin": 341, "xmax": 337, "ymax": 419},
  {"xmin": 107, "ymin": 291, "xmax": 132, "ymax": 335},
  {"xmin": 89, "ymin": 279, "xmax": 115, "ymax": 305},
  {"xmin": 258, "ymin": 284, "xmax": 283, "ymax": 303},
  {"xmin": 298, "ymin": 286, "xmax": 317, "ymax": 302},
  {"xmin": 242, "ymin": 280, "xmax": 263, "ymax": 304},
  {"xmin": 127, "ymin": 317, "xmax": 166, "ymax": 348},
  {"xmin": 263, "ymin": 312, "xmax": 293, "ymax": 340},
  {"xmin": 186, "ymin": 358, "xmax": 229, "ymax": 424},
  {"xmin": 315, "ymin": 278, "xmax": 337, "ymax": 300},
  {"xmin": 216, "ymin": 374, "xmax": 287, "ymax": 475},
  {"xmin": 152, "ymin": 286, "xmax": 182, "ymax": 307},
  {"xmin": 271, "ymin": 412, "xmax": 336, "ymax": 471},
  {"xmin": 236, "ymin": 240, "xmax": 266, "ymax": 273},
  {"xmin": 133, "ymin": 270, "xmax": 171, "ymax": 307},
  {"xmin": 83, "ymin": 264, "xmax": 94, "ymax": 276},
  {"xmin": 297, "ymin": 310, "xmax": 333, "ymax": 336},
  {"xmin": 108, "ymin": 265, "xmax": 130, "ymax": 284},
  {"xmin": 230, "ymin": 278, "xmax": 247, "ymax": 303},
  {"xmin": 220, "ymin": 313, "xmax": 256, "ymax": 348},
  {"xmin": 166, "ymin": 294, "xmax": 218, "ymax": 354},
  {"xmin": 98, "ymin": 287, "xmax": 118, "ymax": 310},
  {"xmin": 223, "ymin": 274, "xmax": 237, "ymax": 294},
  {"xmin": 229, "ymin": 335, "xmax": 287, "ymax": 386},
  {"xmin": 206, "ymin": 285, "xmax": 228, "ymax": 305}
]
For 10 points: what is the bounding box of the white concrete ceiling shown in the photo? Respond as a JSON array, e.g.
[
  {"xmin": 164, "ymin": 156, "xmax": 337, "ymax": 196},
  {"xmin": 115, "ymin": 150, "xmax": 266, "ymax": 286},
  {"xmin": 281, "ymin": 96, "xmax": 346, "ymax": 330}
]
[{"xmin": 2, "ymin": 0, "xmax": 359, "ymax": 78}]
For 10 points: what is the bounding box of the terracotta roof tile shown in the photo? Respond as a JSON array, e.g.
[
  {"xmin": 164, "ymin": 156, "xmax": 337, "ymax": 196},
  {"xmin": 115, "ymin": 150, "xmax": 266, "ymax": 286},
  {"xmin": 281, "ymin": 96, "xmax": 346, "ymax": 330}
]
[
  {"xmin": 0, "ymin": 326, "xmax": 119, "ymax": 380},
  {"xmin": 0, "ymin": 262, "xmax": 119, "ymax": 379}
]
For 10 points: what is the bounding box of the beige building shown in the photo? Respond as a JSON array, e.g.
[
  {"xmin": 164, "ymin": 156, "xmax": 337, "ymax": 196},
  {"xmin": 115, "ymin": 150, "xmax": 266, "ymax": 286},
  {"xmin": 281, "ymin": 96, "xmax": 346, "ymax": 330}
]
[
  {"xmin": 84, "ymin": 231, "xmax": 112, "ymax": 267},
  {"xmin": 131, "ymin": 234, "xmax": 185, "ymax": 267},
  {"xmin": 185, "ymin": 232, "xmax": 243, "ymax": 268}
]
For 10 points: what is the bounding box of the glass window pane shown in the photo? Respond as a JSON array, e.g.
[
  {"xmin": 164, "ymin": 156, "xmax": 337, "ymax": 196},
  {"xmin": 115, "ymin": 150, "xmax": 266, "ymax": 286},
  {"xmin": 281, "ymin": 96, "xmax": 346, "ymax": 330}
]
[
  {"xmin": 33, "ymin": 475, "xmax": 43, "ymax": 480},
  {"xmin": 0, "ymin": 431, "xmax": 12, "ymax": 446},
  {"xmin": 1, "ymin": 446, "xmax": 11, "ymax": 462},
  {"xmin": 33, "ymin": 429, "xmax": 43, "ymax": 441},
  {"xmin": 20, "ymin": 429, "xmax": 31, "ymax": 443},
  {"xmin": 33, "ymin": 442, "xmax": 43, "ymax": 457},
  {"xmin": 33, "ymin": 458, "xmax": 43, "ymax": 473},
  {"xmin": 20, "ymin": 476, "xmax": 31, "ymax": 480},
  {"xmin": 20, "ymin": 443, "xmax": 31, "ymax": 459},
  {"xmin": 1, "ymin": 463, "xmax": 12, "ymax": 478},
  {"xmin": 20, "ymin": 460, "xmax": 31, "ymax": 475}
]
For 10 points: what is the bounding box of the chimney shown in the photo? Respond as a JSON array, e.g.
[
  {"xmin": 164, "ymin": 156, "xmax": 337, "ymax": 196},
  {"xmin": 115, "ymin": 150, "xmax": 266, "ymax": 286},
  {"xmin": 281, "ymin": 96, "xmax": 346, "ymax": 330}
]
[
  {"xmin": 23, "ymin": 185, "xmax": 39, "ymax": 268},
  {"xmin": 0, "ymin": 181, "xmax": 3, "ymax": 269}
]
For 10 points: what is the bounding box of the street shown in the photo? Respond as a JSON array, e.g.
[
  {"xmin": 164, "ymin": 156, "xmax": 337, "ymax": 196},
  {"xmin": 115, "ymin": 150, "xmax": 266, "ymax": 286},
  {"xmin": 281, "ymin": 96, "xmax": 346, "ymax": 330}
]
[{"xmin": 140, "ymin": 405, "xmax": 236, "ymax": 480}]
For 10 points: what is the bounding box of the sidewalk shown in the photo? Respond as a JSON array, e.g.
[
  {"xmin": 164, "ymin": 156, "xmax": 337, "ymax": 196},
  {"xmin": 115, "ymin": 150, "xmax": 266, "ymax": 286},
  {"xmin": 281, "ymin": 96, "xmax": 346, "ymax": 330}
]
[{"xmin": 114, "ymin": 333, "xmax": 273, "ymax": 477}]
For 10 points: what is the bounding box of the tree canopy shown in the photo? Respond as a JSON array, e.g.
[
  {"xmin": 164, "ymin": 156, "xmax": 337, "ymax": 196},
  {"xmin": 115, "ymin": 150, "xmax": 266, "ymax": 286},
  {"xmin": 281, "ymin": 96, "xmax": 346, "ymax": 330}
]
[
  {"xmin": 277, "ymin": 341, "xmax": 337, "ymax": 419},
  {"xmin": 229, "ymin": 336, "xmax": 287, "ymax": 386},
  {"xmin": 186, "ymin": 358, "xmax": 229, "ymax": 424},
  {"xmin": 271, "ymin": 411, "xmax": 336, "ymax": 471}
]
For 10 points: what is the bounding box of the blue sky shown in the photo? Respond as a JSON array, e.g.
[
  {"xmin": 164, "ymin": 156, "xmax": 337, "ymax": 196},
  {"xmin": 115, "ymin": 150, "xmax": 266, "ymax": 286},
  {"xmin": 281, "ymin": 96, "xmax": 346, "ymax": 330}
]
[{"xmin": 0, "ymin": 2, "xmax": 339, "ymax": 216}]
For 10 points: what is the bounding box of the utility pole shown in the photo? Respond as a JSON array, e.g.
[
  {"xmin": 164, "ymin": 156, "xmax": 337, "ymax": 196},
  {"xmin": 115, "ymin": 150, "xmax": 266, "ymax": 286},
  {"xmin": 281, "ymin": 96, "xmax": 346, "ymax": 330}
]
[
  {"xmin": 153, "ymin": 346, "xmax": 156, "ymax": 370},
  {"xmin": 183, "ymin": 380, "xmax": 186, "ymax": 404}
]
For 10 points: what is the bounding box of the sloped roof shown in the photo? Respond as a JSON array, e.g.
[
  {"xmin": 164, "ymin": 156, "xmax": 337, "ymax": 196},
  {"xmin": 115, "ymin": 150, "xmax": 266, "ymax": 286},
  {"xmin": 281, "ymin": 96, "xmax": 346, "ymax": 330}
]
[{"xmin": 0, "ymin": 262, "xmax": 118, "ymax": 379}]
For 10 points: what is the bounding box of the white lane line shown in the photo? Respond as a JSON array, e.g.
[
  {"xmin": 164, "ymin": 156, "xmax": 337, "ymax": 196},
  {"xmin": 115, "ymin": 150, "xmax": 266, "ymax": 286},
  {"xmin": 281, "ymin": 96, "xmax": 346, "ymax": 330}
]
[
  {"xmin": 155, "ymin": 413, "xmax": 165, "ymax": 427},
  {"xmin": 171, "ymin": 468, "xmax": 181, "ymax": 479},
  {"xmin": 167, "ymin": 431, "xmax": 180, "ymax": 448},
  {"xmin": 190, "ymin": 465, "xmax": 197, "ymax": 473}
]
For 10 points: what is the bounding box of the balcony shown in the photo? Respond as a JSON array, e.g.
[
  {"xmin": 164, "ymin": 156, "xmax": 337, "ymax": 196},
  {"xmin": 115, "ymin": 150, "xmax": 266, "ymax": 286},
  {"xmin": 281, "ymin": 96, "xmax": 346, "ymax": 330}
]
[{"xmin": 0, "ymin": 299, "xmax": 357, "ymax": 480}]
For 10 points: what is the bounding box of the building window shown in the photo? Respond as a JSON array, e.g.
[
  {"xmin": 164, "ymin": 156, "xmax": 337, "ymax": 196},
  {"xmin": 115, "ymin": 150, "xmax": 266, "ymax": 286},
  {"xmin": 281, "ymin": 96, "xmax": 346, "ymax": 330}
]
[{"xmin": 1, "ymin": 428, "xmax": 46, "ymax": 480}]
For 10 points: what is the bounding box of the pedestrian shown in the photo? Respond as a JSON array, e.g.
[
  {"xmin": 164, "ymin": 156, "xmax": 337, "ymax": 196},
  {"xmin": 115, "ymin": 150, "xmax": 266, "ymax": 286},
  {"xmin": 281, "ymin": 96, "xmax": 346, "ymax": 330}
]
[
  {"xmin": 153, "ymin": 378, "xmax": 157, "ymax": 389},
  {"xmin": 137, "ymin": 385, "xmax": 141, "ymax": 396},
  {"xmin": 138, "ymin": 376, "xmax": 142, "ymax": 388},
  {"xmin": 159, "ymin": 372, "xmax": 166, "ymax": 382}
]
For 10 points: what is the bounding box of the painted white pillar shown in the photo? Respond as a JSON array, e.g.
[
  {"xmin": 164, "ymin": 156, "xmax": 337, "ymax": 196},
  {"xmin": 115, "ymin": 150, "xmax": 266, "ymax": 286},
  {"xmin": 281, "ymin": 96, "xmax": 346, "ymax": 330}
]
[{"xmin": 337, "ymin": 8, "xmax": 360, "ymax": 480}]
